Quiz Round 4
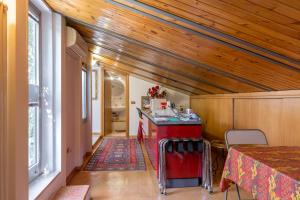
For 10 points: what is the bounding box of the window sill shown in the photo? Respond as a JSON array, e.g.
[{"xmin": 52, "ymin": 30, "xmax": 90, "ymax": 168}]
[{"xmin": 29, "ymin": 171, "xmax": 61, "ymax": 200}]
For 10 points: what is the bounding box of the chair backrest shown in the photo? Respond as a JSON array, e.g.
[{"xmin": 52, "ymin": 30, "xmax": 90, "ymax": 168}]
[{"xmin": 225, "ymin": 129, "xmax": 268, "ymax": 149}]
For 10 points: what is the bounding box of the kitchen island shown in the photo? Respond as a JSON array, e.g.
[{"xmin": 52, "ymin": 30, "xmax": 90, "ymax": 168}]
[{"xmin": 141, "ymin": 109, "xmax": 203, "ymax": 188}]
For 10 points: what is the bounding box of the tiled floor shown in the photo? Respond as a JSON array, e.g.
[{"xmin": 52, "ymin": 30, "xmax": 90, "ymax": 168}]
[{"xmin": 70, "ymin": 138, "xmax": 253, "ymax": 200}]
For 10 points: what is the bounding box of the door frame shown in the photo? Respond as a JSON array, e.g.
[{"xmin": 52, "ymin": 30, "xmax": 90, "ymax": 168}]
[
  {"xmin": 102, "ymin": 68, "xmax": 129, "ymax": 137},
  {"xmin": 0, "ymin": 2, "xmax": 7, "ymax": 199}
]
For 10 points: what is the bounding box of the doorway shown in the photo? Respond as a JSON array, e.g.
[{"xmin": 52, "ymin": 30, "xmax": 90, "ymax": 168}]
[{"xmin": 104, "ymin": 70, "xmax": 129, "ymax": 137}]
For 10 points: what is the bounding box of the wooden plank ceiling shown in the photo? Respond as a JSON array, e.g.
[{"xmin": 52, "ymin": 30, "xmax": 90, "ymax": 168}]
[{"xmin": 46, "ymin": 0, "xmax": 300, "ymax": 95}]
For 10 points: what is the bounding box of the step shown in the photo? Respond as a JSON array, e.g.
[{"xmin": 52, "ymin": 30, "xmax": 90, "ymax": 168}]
[{"xmin": 52, "ymin": 185, "xmax": 90, "ymax": 200}]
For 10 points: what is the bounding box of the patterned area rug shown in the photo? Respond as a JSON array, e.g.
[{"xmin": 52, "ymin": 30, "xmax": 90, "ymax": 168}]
[{"xmin": 85, "ymin": 138, "xmax": 146, "ymax": 171}]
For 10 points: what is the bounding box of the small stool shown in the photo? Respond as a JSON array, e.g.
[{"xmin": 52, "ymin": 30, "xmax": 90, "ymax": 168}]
[
  {"xmin": 211, "ymin": 140, "xmax": 227, "ymax": 176},
  {"xmin": 52, "ymin": 185, "xmax": 90, "ymax": 200}
]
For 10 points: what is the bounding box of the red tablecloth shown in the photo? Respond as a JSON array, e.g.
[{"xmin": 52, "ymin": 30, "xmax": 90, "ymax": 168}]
[{"xmin": 220, "ymin": 146, "xmax": 300, "ymax": 200}]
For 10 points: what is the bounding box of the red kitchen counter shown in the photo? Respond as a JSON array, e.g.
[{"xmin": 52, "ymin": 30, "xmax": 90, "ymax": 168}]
[{"xmin": 142, "ymin": 110, "xmax": 203, "ymax": 187}]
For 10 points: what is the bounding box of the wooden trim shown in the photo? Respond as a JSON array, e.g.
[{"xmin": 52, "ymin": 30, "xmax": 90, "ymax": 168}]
[
  {"xmin": 101, "ymin": 68, "xmax": 105, "ymax": 137},
  {"xmin": 92, "ymin": 135, "xmax": 102, "ymax": 150},
  {"xmin": 80, "ymin": 137, "xmax": 104, "ymax": 170},
  {"xmin": 66, "ymin": 167, "xmax": 80, "ymax": 184},
  {"xmin": 0, "ymin": 3, "xmax": 7, "ymax": 199},
  {"xmin": 67, "ymin": 140, "xmax": 98, "ymax": 183},
  {"xmin": 125, "ymin": 74, "xmax": 129, "ymax": 138},
  {"xmin": 191, "ymin": 90, "xmax": 300, "ymax": 99},
  {"xmin": 103, "ymin": 68, "xmax": 129, "ymax": 137},
  {"xmin": 83, "ymin": 151, "xmax": 92, "ymax": 160}
]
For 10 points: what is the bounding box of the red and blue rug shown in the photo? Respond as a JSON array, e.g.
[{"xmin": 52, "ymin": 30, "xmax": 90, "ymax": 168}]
[{"xmin": 85, "ymin": 138, "xmax": 146, "ymax": 171}]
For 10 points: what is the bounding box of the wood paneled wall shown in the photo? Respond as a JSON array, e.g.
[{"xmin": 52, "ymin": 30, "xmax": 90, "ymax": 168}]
[
  {"xmin": 191, "ymin": 90, "xmax": 300, "ymax": 146},
  {"xmin": 191, "ymin": 98, "xmax": 233, "ymax": 140}
]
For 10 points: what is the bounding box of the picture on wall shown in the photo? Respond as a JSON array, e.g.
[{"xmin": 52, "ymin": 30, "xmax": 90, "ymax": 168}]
[{"xmin": 141, "ymin": 96, "xmax": 150, "ymax": 110}]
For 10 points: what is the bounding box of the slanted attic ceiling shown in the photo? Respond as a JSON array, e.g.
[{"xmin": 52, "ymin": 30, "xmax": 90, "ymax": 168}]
[{"xmin": 46, "ymin": 0, "xmax": 300, "ymax": 95}]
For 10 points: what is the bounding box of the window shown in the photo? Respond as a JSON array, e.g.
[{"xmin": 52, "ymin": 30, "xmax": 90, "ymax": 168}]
[
  {"xmin": 28, "ymin": 6, "xmax": 41, "ymax": 181},
  {"xmin": 28, "ymin": 1, "xmax": 62, "ymax": 198},
  {"xmin": 82, "ymin": 67, "xmax": 88, "ymax": 120},
  {"xmin": 28, "ymin": 2, "xmax": 59, "ymax": 185}
]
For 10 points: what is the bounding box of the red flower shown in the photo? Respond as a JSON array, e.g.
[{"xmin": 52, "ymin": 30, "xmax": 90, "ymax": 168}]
[{"xmin": 147, "ymin": 85, "xmax": 167, "ymax": 98}]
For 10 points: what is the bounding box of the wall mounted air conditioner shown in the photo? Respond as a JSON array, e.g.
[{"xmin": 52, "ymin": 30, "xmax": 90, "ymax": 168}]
[{"xmin": 66, "ymin": 26, "xmax": 88, "ymax": 58}]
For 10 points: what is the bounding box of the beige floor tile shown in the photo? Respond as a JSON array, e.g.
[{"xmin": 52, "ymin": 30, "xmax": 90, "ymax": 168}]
[{"xmin": 69, "ymin": 140, "xmax": 253, "ymax": 200}]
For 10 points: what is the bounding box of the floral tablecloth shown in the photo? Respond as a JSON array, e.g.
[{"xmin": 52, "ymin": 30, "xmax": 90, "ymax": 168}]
[{"xmin": 220, "ymin": 146, "xmax": 300, "ymax": 200}]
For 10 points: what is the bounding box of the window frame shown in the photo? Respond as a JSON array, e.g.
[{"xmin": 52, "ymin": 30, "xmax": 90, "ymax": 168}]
[
  {"xmin": 81, "ymin": 65, "xmax": 88, "ymax": 120},
  {"xmin": 28, "ymin": 3, "xmax": 42, "ymax": 182}
]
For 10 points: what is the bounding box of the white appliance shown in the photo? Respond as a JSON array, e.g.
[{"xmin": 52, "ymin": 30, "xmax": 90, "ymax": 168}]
[
  {"xmin": 66, "ymin": 26, "xmax": 88, "ymax": 57},
  {"xmin": 150, "ymin": 98, "xmax": 167, "ymax": 111}
]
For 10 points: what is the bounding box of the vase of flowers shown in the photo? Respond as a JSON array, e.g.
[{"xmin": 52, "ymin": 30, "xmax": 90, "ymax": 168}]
[
  {"xmin": 147, "ymin": 85, "xmax": 167, "ymax": 111},
  {"xmin": 147, "ymin": 85, "xmax": 167, "ymax": 98}
]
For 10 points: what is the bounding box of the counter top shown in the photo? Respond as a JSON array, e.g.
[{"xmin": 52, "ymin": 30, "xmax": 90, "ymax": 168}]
[{"xmin": 141, "ymin": 109, "xmax": 202, "ymax": 126}]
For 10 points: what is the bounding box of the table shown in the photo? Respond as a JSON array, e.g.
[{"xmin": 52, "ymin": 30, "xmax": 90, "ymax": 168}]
[
  {"xmin": 220, "ymin": 146, "xmax": 300, "ymax": 200},
  {"xmin": 141, "ymin": 110, "xmax": 202, "ymax": 187}
]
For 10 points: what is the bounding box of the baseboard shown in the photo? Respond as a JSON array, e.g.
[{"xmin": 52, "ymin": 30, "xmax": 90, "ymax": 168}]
[
  {"xmin": 66, "ymin": 151, "xmax": 92, "ymax": 184},
  {"xmin": 92, "ymin": 135, "xmax": 103, "ymax": 150},
  {"xmin": 66, "ymin": 167, "xmax": 80, "ymax": 184},
  {"xmin": 83, "ymin": 151, "xmax": 92, "ymax": 160},
  {"xmin": 92, "ymin": 132, "xmax": 101, "ymax": 135}
]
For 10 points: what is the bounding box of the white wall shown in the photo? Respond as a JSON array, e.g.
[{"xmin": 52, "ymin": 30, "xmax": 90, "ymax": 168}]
[
  {"xmin": 92, "ymin": 64, "xmax": 102, "ymax": 134},
  {"xmin": 65, "ymin": 46, "xmax": 92, "ymax": 178},
  {"xmin": 129, "ymin": 76, "xmax": 190, "ymax": 135}
]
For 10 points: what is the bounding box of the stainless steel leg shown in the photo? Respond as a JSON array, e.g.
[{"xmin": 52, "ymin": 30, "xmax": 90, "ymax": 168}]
[
  {"xmin": 224, "ymin": 189, "xmax": 228, "ymax": 200},
  {"xmin": 202, "ymin": 140, "xmax": 213, "ymax": 193},
  {"xmin": 207, "ymin": 141, "xmax": 213, "ymax": 193},
  {"xmin": 158, "ymin": 139, "xmax": 168, "ymax": 195},
  {"xmin": 235, "ymin": 184, "xmax": 241, "ymax": 200}
]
